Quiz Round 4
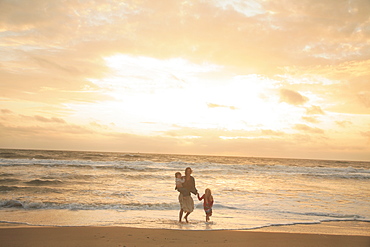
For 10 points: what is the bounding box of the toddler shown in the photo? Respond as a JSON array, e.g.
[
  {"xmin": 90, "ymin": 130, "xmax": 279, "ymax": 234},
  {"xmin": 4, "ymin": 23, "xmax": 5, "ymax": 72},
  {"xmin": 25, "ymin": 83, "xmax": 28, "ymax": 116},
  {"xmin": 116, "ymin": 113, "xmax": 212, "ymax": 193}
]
[{"xmin": 175, "ymin": 172, "xmax": 188, "ymax": 196}]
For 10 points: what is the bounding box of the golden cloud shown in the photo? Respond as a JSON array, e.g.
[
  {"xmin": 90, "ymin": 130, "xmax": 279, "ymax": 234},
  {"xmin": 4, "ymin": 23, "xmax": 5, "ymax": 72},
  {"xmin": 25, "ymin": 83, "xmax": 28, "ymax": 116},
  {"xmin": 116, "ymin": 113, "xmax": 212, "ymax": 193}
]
[{"xmin": 279, "ymin": 89, "xmax": 308, "ymax": 105}]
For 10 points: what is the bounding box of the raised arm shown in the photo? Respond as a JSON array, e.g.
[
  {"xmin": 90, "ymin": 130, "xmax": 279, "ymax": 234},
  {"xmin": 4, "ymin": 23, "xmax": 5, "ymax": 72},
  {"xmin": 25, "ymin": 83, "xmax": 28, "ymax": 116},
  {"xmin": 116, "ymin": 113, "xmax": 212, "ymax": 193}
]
[{"xmin": 197, "ymin": 194, "xmax": 203, "ymax": 201}]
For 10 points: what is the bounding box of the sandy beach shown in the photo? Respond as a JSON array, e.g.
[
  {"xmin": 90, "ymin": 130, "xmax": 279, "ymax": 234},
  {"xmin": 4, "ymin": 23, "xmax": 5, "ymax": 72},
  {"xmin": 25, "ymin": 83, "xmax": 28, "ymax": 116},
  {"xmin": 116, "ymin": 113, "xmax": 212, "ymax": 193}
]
[{"xmin": 1, "ymin": 222, "xmax": 369, "ymax": 247}]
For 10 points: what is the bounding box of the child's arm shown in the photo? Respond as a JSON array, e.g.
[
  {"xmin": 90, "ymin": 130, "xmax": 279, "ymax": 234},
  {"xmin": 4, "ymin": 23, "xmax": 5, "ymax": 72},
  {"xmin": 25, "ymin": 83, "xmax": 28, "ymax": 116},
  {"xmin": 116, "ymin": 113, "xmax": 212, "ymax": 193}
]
[{"xmin": 197, "ymin": 194, "xmax": 204, "ymax": 201}]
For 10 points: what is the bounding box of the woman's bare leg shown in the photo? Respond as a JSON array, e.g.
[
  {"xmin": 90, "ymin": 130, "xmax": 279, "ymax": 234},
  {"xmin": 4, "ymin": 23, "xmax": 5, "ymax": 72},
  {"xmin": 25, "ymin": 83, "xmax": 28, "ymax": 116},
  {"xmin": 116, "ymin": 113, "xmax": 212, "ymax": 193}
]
[
  {"xmin": 179, "ymin": 209, "xmax": 184, "ymax": 222},
  {"xmin": 184, "ymin": 212, "xmax": 190, "ymax": 223}
]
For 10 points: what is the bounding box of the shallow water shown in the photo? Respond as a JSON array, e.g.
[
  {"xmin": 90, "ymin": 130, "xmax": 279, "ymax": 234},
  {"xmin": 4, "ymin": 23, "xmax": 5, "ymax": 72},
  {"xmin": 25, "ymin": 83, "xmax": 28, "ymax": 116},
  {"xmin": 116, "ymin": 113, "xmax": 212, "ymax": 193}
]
[{"xmin": 0, "ymin": 149, "xmax": 369, "ymax": 230}]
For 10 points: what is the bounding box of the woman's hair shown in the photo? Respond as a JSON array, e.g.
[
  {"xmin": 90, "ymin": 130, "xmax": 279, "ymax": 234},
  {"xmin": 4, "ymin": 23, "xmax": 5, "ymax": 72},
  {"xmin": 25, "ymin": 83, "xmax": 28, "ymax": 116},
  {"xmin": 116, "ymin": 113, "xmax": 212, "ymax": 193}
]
[{"xmin": 185, "ymin": 167, "xmax": 192, "ymax": 175}]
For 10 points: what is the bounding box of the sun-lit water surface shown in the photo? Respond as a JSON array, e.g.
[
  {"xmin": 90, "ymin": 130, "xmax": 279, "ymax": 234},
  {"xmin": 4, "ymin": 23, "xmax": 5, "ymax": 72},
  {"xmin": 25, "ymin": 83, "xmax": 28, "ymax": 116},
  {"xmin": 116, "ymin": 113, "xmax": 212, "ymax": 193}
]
[{"xmin": 0, "ymin": 149, "xmax": 369, "ymax": 230}]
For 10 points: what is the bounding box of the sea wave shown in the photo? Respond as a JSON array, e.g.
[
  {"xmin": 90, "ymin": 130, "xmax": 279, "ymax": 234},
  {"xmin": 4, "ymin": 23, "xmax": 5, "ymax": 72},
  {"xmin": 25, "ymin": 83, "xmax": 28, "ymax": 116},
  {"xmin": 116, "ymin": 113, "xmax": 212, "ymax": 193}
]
[
  {"xmin": 282, "ymin": 210, "xmax": 365, "ymax": 220},
  {"xmin": 249, "ymin": 219, "xmax": 370, "ymax": 232},
  {"xmin": 0, "ymin": 185, "xmax": 63, "ymax": 193},
  {"xmin": 0, "ymin": 158, "xmax": 163, "ymax": 172},
  {"xmin": 0, "ymin": 199, "xmax": 180, "ymax": 211},
  {"xmin": 0, "ymin": 172, "xmax": 15, "ymax": 177},
  {"xmin": 0, "ymin": 197, "xmax": 244, "ymax": 212},
  {"xmin": 243, "ymin": 164, "xmax": 370, "ymax": 180},
  {"xmin": 0, "ymin": 178, "xmax": 20, "ymax": 184},
  {"xmin": 24, "ymin": 179, "xmax": 64, "ymax": 186},
  {"xmin": 0, "ymin": 186, "xmax": 20, "ymax": 192},
  {"xmin": 303, "ymin": 173, "xmax": 370, "ymax": 180},
  {"xmin": 1, "ymin": 158, "xmax": 369, "ymax": 173},
  {"xmin": 304, "ymin": 212, "xmax": 364, "ymax": 219}
]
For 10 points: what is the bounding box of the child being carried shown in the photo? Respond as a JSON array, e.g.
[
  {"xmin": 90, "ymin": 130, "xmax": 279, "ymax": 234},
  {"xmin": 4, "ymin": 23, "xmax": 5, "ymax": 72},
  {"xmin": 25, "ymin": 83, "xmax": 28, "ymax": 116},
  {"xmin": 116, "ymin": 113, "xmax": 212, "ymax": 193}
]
[{"xmin": 175, "ymin": 172, "xmax": 189, "ymax": 196}]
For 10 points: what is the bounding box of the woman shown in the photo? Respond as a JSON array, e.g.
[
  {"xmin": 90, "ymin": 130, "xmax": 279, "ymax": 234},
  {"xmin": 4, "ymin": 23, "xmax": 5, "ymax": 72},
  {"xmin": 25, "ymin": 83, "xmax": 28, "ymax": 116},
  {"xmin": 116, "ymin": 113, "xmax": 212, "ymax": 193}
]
[{"xmin": 178, "ymin": 167, "xmax": 198, "ymax": 223}]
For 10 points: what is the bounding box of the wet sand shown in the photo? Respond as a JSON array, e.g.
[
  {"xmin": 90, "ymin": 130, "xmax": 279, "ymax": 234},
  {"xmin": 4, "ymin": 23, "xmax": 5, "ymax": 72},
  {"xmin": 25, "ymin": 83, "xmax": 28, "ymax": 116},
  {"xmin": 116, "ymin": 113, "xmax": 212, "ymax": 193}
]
[{"xmin": 1, "ymin": 222, "xmax": 369, "ymax": 247}]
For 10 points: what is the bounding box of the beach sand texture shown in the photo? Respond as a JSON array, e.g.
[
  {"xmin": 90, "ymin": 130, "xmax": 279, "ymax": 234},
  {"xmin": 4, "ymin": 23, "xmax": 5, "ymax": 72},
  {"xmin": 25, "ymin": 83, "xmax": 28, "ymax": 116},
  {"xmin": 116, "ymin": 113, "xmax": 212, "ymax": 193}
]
[{"xmin": 1, "ymin": 226, "xmax": 370, "ymax": 247}]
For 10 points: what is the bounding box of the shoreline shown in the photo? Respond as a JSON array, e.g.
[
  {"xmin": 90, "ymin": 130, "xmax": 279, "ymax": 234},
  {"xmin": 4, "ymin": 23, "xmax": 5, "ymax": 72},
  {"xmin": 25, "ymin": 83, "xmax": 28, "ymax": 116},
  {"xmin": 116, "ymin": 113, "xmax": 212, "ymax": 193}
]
[
  {"xmin": 1, "ymin": 224, "xmax": 369, "ymax": 247},
  {"xmin": 1, "ymin": 220, "xmax": 369, "ymax": 236},
  {"xmin": 249, "ymin": 221, "xmax": 370, "ymax": 236}
]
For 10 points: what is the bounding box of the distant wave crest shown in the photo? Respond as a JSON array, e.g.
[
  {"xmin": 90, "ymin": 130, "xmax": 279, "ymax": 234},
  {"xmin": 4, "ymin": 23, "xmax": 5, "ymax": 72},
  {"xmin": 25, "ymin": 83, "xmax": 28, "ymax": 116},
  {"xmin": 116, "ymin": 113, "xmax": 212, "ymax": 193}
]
[{"xmin": 0, "ymin": 199, "xmax": 180, "ymax": 211}]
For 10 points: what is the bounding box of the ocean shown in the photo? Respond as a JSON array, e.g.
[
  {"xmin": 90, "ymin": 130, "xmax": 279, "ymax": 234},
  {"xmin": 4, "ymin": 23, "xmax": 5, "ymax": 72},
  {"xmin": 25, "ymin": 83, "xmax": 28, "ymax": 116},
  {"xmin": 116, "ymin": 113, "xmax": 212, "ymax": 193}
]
[{"xmin": 0, "ymin": 149, "xmax": 369, "ymax": 231}]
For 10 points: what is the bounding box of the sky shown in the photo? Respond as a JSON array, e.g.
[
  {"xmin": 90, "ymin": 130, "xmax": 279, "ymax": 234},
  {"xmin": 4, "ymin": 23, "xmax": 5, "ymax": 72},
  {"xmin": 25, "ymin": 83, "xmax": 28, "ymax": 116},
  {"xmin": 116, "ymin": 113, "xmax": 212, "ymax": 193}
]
[{"xmin": 1, "ymin": 0, "xmax": 370, "ymax": 161}]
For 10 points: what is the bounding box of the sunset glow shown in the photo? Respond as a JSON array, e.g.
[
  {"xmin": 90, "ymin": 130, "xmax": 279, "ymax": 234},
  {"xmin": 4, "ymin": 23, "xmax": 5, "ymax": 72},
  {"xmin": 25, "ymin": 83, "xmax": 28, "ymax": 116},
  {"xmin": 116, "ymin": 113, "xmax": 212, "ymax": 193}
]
[{"xmin": 1, "ymin": 0, "xmax": 369, "ymax": 160}]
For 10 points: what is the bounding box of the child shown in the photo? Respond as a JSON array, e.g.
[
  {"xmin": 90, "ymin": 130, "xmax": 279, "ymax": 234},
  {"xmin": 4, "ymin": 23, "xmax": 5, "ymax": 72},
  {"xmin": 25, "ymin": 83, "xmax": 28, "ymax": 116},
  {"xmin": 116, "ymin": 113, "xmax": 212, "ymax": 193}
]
[
  {"xmin": 197, "ymin": 188, "xmax": 214, "ymax": 222},
  {"xmin": 175, "ymin": 172, "xmax": 188, "ymax": 196}
]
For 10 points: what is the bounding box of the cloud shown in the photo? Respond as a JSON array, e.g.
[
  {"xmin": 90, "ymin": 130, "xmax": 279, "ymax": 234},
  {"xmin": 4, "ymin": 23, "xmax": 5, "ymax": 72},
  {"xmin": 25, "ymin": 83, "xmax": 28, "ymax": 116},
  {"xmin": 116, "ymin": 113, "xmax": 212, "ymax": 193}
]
[
  {"xmin": 302, "ymin": 116, "xmax": 320, "ymax": 124},
  {"xmin": 261, "ymin": 129, "xmax": 285, "ymax": 136},
  {"xmin": 279, "ymin": 89, "xmax": 308, "ymax": 105},
  {"xmin": 305, "ymin": 105, "xmax": 325, "ymax": 115},
  {"xmin": 0, "ymin": 114, "xmax": 368, "ymax": 160},
  {"xmin": 1, "ymin": 109, "xmax": 13, "ymax": 114},
  {"xmin": 361, "ymin": 131, "xmax": 370, "ymax": 142},
  {"xmin": 335, "ymin": 120, "xmax": 352, "ymax": 128},
  {"xmin": 207, "ymin": 103, "xmax": 237, "ymax": 110},
  {"xmin": 357, "ymin": 91, "xmax": 370, "ymax": 108},
  {"xmin": 2, "ymin": 0, "xmax": 370, "ymax": 81},
  {"xmin": 0, "ymin": 113, "xmax": 93, "ymax": 138},
  {"xmin": 0, "ymin": 68, "xmax": 111, "ymax": 104},
  {"xmin": 89, "ymin": 121, "xmax": 115, "ymax": 130},
  {"xmin": 163, "ymin": 126, "xmax": 255, "ymax": 138},
  {"xmin": 34, "ymin": 115, "xmax": 66, "ymax": 124},
  {"xmin": 30, "ymin": 55, "xmax": 84, "ymax": 77},
  {"xmin": 2, "ymin": 0, "xmax": 369, "ymax": 64},
  {"xmin": 294, "ymin": 124, "xmax": 324, "ymax": 134}
]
